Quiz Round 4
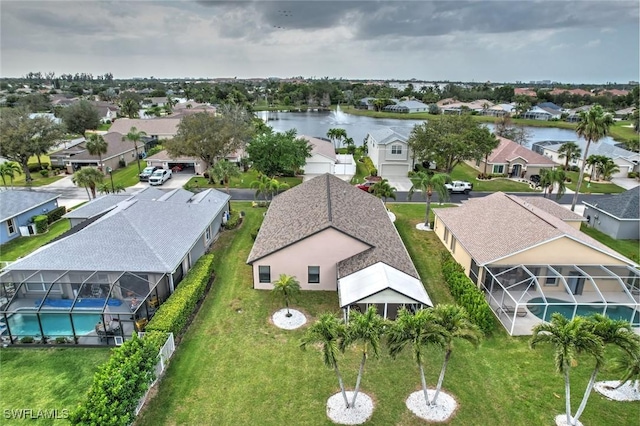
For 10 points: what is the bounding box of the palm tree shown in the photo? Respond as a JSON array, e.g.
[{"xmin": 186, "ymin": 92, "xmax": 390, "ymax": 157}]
[
  {"xmin": 611, "ymin": 346, "xmax": 640, "ymax": 393},
  {"xmin": 98, "ymin": 183, "xmax": 126, "ymax": 195},
  {"xmin": 209, "ymin": 161, "xmax": 241, "ymax": 193},
  {"xmin": 388, "ymin": 307, "xmax": 445, "ymax": 407},
  {"xmin": 430, "ymin": 304, "xmax": 482, "ymax": 405},
  {"xmin": 557, "ymin": 142, "xmax": 582, "ymax": 170},
  {"xmin": 326, "ymin": 128, "xmax": 347, "ymax": 152},
  {"xmin": 530, "ymin": 313, "xmax": 604, "ymax": 426},
  {"xmin": 250, "ymin": 175, "xmax": 273, "ymax": 202},
  {"xmin": 120, "ymin": 98, "xmax": 139, "ymax": 119},
  {"xmin": 572, "ymin": 315, "xmax": 640, "ymax": 423},
  {"xmin": 85, "ymin": 133, "xmax": 108, "ymax": 172},
  {"xmin": 124, "ymin": 127, "xmax": 147, "ymax": 174},
  {"xmin": 539, "ymin": 168, "xmax": 566, "ymax": 200},
  {"xmin": 72, "ymin": 167, "xmax": 104, "ymax": 199},
  {"xmin": 271, "ymin": 274, "xmax": 300, "ymax": 317},
  {"xmin": 571, "ymin": 105, "xmax": 614, "ymax": 211},
  {"xmin": 598, "ymin": 158, "xmax": 620, "ymax": 181},
  {"xmin": 343, "ymin": 137, "xmax": 356, "ymax": 155},
  {"xmin": 300, "ymin": 313, "xmax": 350, "ymax": 408},
  {"xmin": 408, "ymin": 171, "xmax": 450, "ymax": 228},
  {"xmin": 586, "ymin": 154, "xmax": 609, "ymax": 181},
  {"xmin": 0, "ymin": 161, "xmax": 23, "ymax": 188},
  {"xmin": 370, "ymin": 179, "xmax": 396, "ymax": 208},
  {"xmin": 340, "ymin": 306, "xmax": 386, "ymax": 407}
]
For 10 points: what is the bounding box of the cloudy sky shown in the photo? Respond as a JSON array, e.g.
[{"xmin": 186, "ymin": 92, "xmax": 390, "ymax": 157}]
[{"xmin": 1, "ymin": 1, "xmax": 638, "ymax": 84}]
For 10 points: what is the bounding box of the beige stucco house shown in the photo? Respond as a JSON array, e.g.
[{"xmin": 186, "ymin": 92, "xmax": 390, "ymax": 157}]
[
  {"xmin": 433, "ymin": 192, "xmax": 639, "ymax": 335},
  {"xmin": 247, "ymin": 174, "xmax": 432, "ymax": 319}
]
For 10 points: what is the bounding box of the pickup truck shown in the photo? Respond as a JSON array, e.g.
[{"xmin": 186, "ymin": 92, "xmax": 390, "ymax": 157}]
[
  {"xmin": 139, "ymin": 166, "xmax": 160, "ymax": 181},
  {"xmin": 445, "ymin": 180, "xmax": 473, "ymax": 194}
]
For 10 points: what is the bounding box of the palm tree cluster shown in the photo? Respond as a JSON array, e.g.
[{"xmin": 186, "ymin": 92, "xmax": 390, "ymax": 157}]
[
  {"xmin": 530, "ymin": 313, "xmax": 640, "ymax": 426},
  {"xmin": 208, "ymin": 160, "xmax": 241, "ymax": 193},
  {"xmin": 250, "ymin": 175, "xmax": 289, "ymax": 202},
  {"xmin": 301, "ymin": 304, "xmax": 481, "ymax": 412},
  {"xmin": 408, "ymin": 171, "xmax": 451, "ymax": 228},
  {"xmin": 326, "ymin": 128, "xmax": 347, "ymax": 152},
  {"xmin": 586, "ymin": 155, "xmax": 620, "ymax": 181},
  {"xmin": 539, "ymin": 168, "xmax": 567, "ymax": 200},
  {"xmin": 0, "ymin": 161, "xmax": 23, "ymax": 188},
  {"xmin": 369, "ymin": 179, "xmax": 396, "ymax": 207},
  {"xmin": 72, "ymin": 167, "xmax": 104, "ymax": 199}
]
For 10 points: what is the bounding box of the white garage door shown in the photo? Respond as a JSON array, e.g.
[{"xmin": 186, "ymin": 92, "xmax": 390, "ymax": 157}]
[
  {"xmin": 305, "ymin": 161, "xmax": 333, "ymax": 175},
  {"xmin": 381, "ymin": 164, "xmax": 409, "ymax": 177}
]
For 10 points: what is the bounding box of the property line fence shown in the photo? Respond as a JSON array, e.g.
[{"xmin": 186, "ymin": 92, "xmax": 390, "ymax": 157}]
[{"xmin": 134, "ymin": 332, "xmax": 176, "ymax": 416}]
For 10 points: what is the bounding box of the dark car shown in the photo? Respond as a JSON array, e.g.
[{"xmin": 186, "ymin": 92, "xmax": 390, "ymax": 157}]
[
  {"xmin": 139, "ymin": 166, "xmax": 160, "ymax": 181},
  {"xmin": 530, "ymin": 174, "xmax": 541, "ymax": 185}
]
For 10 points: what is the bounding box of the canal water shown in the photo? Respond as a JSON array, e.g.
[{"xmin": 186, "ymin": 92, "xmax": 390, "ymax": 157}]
[{"xmin": 255, "ymin": 109, "xmax": 617, "ymax": 148}]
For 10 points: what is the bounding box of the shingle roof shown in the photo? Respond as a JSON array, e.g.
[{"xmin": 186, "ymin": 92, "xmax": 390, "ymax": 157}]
[
  {"xmin": 109, "ymin": 118, "xmax": 180, "ymax": 136},
  {"xmin": 488, "ymin": 137, "xmax": 557, "ymax": 166},
  {"xmin": 247, "ymin": 174, "xmax": 419, "ymax": 278},
  {"xmin": 145, "ymin": 150, "xmax": 198, "ymax": 163},
  {"xmin": 0, "ymin": 190, "xmax": 60, "ymax": 222},
  {"xmin": 302, "ymin": 135, "xmax": 336, "ymax": 161},
  {"xmin": 366, "ymin": 127, "xmax": 411, "ymax": 145},
  {"xmin": 7, "ymin": 189, "xmax": 230, "ymax": 273},
  {"xmin": 63, "ymin": 194, "xmax": 131, "ymax": 219},
  {"xmin": 543, "ymin": 141, "xmax": 638, "ymax": 161},
  {"xmin": 518, "ymin": 197, "xmax": 587, "ymax": 223},
  {"xmin": 434, "ymin": 192, "xmax": 634, "ymax": 266},
  {"xmin": 68, "ymin": 132, "xmax": 136, "ymax": 161},
  {"xmin": 584, "ymin": 189, "xmax": 640, "ymax": 220}
]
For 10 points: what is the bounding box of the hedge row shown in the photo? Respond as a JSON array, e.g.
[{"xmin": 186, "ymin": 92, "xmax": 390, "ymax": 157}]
[
  {"xmin": 46, "ymin": 206, "xmax": 67, "ymax": 224},
  {"xmin": 69, "ymin": 331, "xmax": 167, "ymax": 426},
  {"xmin": 33, "ymin": 215, "xmax": 48, "ymax": 234},
  {"xmin": 361, "ymin": 156, "xmax": 377, "ymax": 176},
  {"xmin": 27, "ymin": 162, "xmax": 50, "ymax": 172},
  {"xmin": 146, "ymin": 254, "xmax": 215, "ymax": 336},
  {"xmin": 440, "ymin": 252, "xmax": 495, "ymax": 334}
]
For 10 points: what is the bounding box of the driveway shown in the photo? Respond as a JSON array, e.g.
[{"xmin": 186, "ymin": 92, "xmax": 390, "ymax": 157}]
[
  {"xmin": 611, "ymin": 177, "xmax": 639, "ymax": 190},
  {"xmin": 386, "ymin": 177, "xmax": 413, "ymax": 192},
  {"xmin": 129, "ymin": 171, "xmax": 194, "ymax": 190}
]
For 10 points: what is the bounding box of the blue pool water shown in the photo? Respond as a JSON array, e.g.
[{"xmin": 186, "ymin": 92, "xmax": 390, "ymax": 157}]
[
  {"xmin": 527, "ymin": 297, "xmax": 639, "ymax": 326},
  {"xmin": 2, "ymin": 313, "xmax": 101, "ymax": 337}
]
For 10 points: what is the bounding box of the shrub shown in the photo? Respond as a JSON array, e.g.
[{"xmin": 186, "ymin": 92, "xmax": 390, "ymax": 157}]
[
  {"xmin": 440, "ymin": 252, "xmax": 495, "ymax": 334},
  {"xmin": 146, "ymin": 254, "xmax": 215, "ymax": 337},
  {"xmin": 224, "ymin": 210, "xmax": 242, "ymax": 230},
  {"xmin": 55, "ymin": 337, "xmax": 69, "ymax": 344},
  {"xmin": 39, "ymin": 169, "xmax": 50, "ymax": 177},
  {"xmin": 20, "ymin": 336, "xmax": 34, "ymax": 343},
  {"xmin": 146, "ymin": 145, "xmax": 164, "ymax": 157},
  {"xmin": 362, "ymin": 157, "xmax": 376, "ymax": 176},
  {"xmin": 33, "ymin": 215, "xmax": 48, "ymax": 234},
  {"xmin": 565, "ymin": 177, "xmax": 572, "ymax": 183},
  {"xmin": 28, "ymin": 162, "xmax": 50, "ymax": 172},
  {"xmin": 628, "ymin": 172, "xmax": 638, "ymax": 179},
  {"xmin": 46, "ymin": 206, "xmax": 66, "ymax": 224},
  {"xmin": 69, "ymin": 332, "xmax": 167, "ymax": 426},
  {"xmin": 569, "ymin": 165, "xmax": 580, "ymax": 172},
  {"xmin": 118, "ymin": 159, "xmax": 126, "ymax": 168}
]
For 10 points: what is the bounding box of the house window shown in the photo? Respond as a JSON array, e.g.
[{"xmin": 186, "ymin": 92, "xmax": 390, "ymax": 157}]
[
  {"xmin": 443, "ymin": 228, "xmax": 449, "ymax": 244},
  {"xmin": 492, "ymin": 165, "xmax": 504, "ymax": 174},
  {"xmin": 205, "ymin": 226, "xmax": 212, "ymax": 243},
  {"xmin": 545, "ymin": 268, "xmax": 558, "ymax": 286},
  {"xmin": 391, "ymin": 145, "xmax": 402, "ymax": 155},
  {"xmin": 308, "ymin": 266, "xmax": 320, "ymax": 284},
  {"xmin": 6, "ymin": 218, "xmax": 16, "ymax": 235},
  {"xmin": 450, "ymin": 237, "xmax": 457, "ymax": 253},
  {"xmin": 258, "ymin": 266, "xmax": 271, "ymax": 283}
]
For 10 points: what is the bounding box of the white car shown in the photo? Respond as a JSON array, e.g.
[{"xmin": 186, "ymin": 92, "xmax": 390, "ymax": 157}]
[
  {"xmin": 149, "ymin": 169, "xmax": 172, "ymax": 186},
  {"xmin": 445, "ymin": 180, "xmax": 473, "ymax": 194}
]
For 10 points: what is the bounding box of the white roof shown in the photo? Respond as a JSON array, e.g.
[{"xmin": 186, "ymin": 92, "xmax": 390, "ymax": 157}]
[{"xmin": 338, "ymin": 262, "xmax": 432, "ymax": 307}]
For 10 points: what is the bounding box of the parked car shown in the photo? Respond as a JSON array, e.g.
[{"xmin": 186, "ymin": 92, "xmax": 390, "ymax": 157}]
[
  {"xmin": 445, "ymin": 180, "xmax": 473, "ymax": 194},
  {"xmin": 149, "ymin": 169, "xmax": 172, "ymax": 186},
  {"xmin": 530, "ymin": 174, "xmax": 541, "ymax": 185},
  {"xmin": 139, "ymin": 166, "xmax": 160, "ymax": 181},
  {"xmin": 356, "ymin": 181, "xmax": 375, "ymax": 192}
]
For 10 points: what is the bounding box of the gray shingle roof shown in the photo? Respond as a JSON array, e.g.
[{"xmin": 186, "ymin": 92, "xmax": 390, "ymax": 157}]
[
  {"xmin": 7, "ymin": 189, "xmax": 230, "ymax": 273},
  {"xmin": 543, "ymin": 140, "xmax": 638, "ymax": 161},
  {"xmin": 247, "ymin": 174, "xmax": 419, "ymax": 279},
  {"xmin": 366, "ymin": 127, "xmax": 412, "ymax": 145},
  {"xmin": 63, "ymin": 194, "xmax": 131, "ymax": 219},
  {"xmin": 434, "ymin": 192, "xmax": 633, "ymax": 266},
  {"xmin": 584, "ymin": 189, "xmax": 640, "ymax": 220},
  {"xmin": 0, "ymin": 190, "xmax": 60, "ymax": 222}
]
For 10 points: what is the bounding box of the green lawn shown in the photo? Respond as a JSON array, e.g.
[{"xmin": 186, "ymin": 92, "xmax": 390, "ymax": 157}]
[
  {"xmin": 110, "ymin": 161, "xmax": 145, "ymax": 188},
  {"xmin": 97, "ymin": 123, "xmax": 112, "ymax": 131},
  {"xmin": 580, "ymin": 224, "xmax": 639, "ymax": 262},
  {"xmin": 137, "ymin": 202, "xmax": 638, "ymax": 426},
  {"xmin": 0, "ymin": 348, "xmax": 111, "ymax": 425},
  {"xmin": 350, "ymin": 156, "xmax": 369, "ymax": 184},
  {"xmin": 564, "ymin": 171, "xmax": 625, "ymax": 194},
  {"xmin": 185, "ymin": 169, "xmax": 302, "ymax": 190},
  {"xmin": 0, "ymin": 220, "xmax": 71, "ymax": 262},
  {"xmin": 451, "ymin": 163, "xmax": 536, "ymax": 192}
]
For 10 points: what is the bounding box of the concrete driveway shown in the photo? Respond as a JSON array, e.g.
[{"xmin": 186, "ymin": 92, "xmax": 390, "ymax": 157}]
[
  {"xmin": 386, "ymin": 177, "xmax": 413, "ymax": 192},
  {"xmin": 129, "ymin": 171, "xmax": 194, "ymax": 190}
]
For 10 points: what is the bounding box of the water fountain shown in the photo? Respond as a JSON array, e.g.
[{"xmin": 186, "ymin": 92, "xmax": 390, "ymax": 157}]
[{"xmin": 329, "ymin": 104, "xmax": 350, "ymax": 125}]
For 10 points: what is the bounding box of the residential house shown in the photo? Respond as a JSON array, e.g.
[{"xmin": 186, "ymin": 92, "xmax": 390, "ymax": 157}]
[
  {"xmin": 537, "ymin": 102, "xmax": 563, "ymax": 111},
  {"xmin": 483, "ymin": 103, "xmax": 516, "ymax": 117},
  {"xmin": 514, "ymin": 88, "xmax": 537, "ymax": 98},
  {"xmin": 0, "ymin": 187, "xmax": 230, "ymax": 345},
  {"xmin": 523, "ymin": 106, "xmax": 562, "ymax": 120},
  {"xmin": 144, "ymin": 150, "xmax": 207, "ymax": 175},
  {"xmin": 548, "ymin": 88, "xmax": 593, "ymax": 97},
  {"xmin": 532, "ymin": 140, "xmax": 639, "ymax": 179},
  {"xmin": 49, "ymin": 132, "xmax": 142, "ymax": 173},
  {"xmin": 383, "ymin": 100, "xmax": 429, "ymax": 113},
  {"xmin": 301, "ymin": 135, "xmax": 355, "ymax": 177},
  {"xmin": 29, "ymin": 113, "xmax": 62, "ymax": 125},
  {"xmin": 0, "ymin": 191, "xmax": 60, "ymax": 244},
  {"xmin": 442, "ymin": 100, "xmax": 494, "ymax": 114},
  {"xmin": 614, "ymin": 107, "xmax": 635, "ymax": 120},
  {"xmin": 141, "ymin": 97, "xmax": 168, "ymax": 109},
  {"xmin": 433, "ymin": 192, "xmax": 639, "ymax": 335},
  {"xmin": 355, "ymin": 97, "xmax": 377, "ymax": 110},
  {"xmin": 247, "ymin": 174, "xmax": 432, "ymax": 320},
  {"xmin": 468, "ymin": 136, "xmax": 557, "ymax": 179},
  {"xmin": 364, "ymin": 127, "xmax": 413, "ymax": 177},
  {"xmin": 109, "ymin": 118, "xmax": 180, "ymax": 140},
  {"xmin": 566, "ymin": 105, "xmax": 593, "ymax": 122},
  {"xmin": 583, "ymin": 189, "xmax": 640, "ymax": 240},
  {"xmin": 89, "ymin": 101, "xmax": 119, "ymax": 123}
]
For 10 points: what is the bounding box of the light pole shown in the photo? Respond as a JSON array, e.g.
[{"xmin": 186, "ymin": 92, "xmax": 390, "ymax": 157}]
[{"xmin": 106, "ymin": 167, "xmax": 114, "ymax": 193}]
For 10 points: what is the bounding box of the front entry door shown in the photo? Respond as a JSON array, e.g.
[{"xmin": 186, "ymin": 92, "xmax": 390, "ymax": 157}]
[
  {"xmin": 511, "ymin": 164, "xmax": 522, "ymax": 178},
  {"xmin": 567, "ymin": 272, "xmax": 585, "ymax": 295}
]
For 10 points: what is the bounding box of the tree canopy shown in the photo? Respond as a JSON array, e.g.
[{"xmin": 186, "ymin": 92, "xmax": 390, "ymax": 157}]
[
  {"xmin": 408, "ymin": 115, "xmax": 499, "ymax": 173},
  {"xmin": 247, "ymin": 129, "xmax": 311, "ymax": 177},
  {"xmin": 60, "ymin": 100, "xmax": 101, "ymax": 134}
]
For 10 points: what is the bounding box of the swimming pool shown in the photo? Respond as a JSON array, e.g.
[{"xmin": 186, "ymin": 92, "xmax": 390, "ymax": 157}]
[
  {"xmin": 1, "ymin": 313, "xmax": 101, "ymax": 337},
  {"xmin": 527, "ymin": 297, "xmax": 639, "ymax": 326}
]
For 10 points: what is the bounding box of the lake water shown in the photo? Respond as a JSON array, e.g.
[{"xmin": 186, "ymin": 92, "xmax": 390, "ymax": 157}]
[{"xmin": 256, "ymin": 110, "xmax": 617, "ymax": 148}]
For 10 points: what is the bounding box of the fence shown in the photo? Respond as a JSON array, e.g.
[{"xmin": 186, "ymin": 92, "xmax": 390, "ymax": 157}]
[
  {"xmin": 335, "ymin": 154, "xmax": 356, "ymax": 175},
  {"xmin": 134, "ymin": 332, "xmax": 176, "ymax": 416}
]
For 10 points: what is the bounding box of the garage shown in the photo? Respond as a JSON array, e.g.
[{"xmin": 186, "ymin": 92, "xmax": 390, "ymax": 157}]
[
  {"xmin": 167, "ymin": 161, "xmax": 196, "ymax": 174},
  {"xmin": 304, "ymin": 160, "xmax": 334, "ymax": 175},
  {"xmin": 380, "ymin": 163, "xmax": 409, "ymax": 178}
]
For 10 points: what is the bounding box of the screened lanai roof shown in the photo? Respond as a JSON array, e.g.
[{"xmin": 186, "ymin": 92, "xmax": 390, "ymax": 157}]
[{"xmin": 338, "ymin": 262, "xmax": 432, "ymax": 308}]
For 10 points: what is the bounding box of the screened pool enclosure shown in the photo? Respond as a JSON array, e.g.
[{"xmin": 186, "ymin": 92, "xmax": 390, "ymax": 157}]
[
  {"xmin": 480, "ymin": 264, "xmax": 640, "ymax": 335},
  {"xmin": 0, "ymin": 269, "xmax": 171, "ymax": 345}
]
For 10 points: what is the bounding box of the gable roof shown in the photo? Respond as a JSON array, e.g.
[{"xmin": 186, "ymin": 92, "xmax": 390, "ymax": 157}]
[
  {"xmin": 583, "ymin": 189, "xmax": 640, "ymax": 220},
  {"xmin": 434, "ymin": 192, "xmax": 635, "ymax": 266},
  {"xmin": 301, "ymin": 135, "xmax": 336, "ymax": 161},
  {"xmin": 109, "ymin": 118, "xmax": 179, "ymax": 136},
  {"xmin": 518, "ymin": 197, "xmax": 586, "ymax": 223},
  {"xmin": 488, "ymin": 137, "xmax": 557, "ymax": 166},
  {"xmin": 6, "ymin": 188, "xmax": 230, "ymax": 273},
  {"xmin": 0, "ymin": 190, "xmax": 60, "ymax": 222},
  {"xmin": 67, "ymin": 132, "xmax": 136, "ymax": 161},
  {"xmin": 366, "ymin": 127, "xmax": 411, "ymax": 145},
  {"xmin": 541, "ymin": 140, "xmax": 639, "ymax": 162},
  {"xmin": 247, "ymin": 174, "xmax": 419, "ymax": 279}
]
